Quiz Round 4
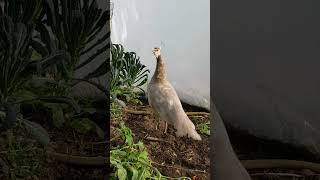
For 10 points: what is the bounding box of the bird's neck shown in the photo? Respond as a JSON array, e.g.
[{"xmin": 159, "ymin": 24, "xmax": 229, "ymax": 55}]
[{"xmin": 153, "ymin": 55, "xmax": 166, "ymax": 82}]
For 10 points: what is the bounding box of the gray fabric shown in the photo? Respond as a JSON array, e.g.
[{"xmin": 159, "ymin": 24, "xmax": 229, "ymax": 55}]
[
  {"xmin": 213, "ymin": 0, "xmax": 320, "ymax": 156},
  {"xmin": 211, "ymin": 98, "xmax": 252, "ymax": 180}
]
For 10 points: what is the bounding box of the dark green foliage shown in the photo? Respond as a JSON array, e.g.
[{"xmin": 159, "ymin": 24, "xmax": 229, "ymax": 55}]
[
  {"xmin": 111, "ymin": 44, "xmax": 150, "ymax": 102},
  {"xmin": 0, "ymin": 16, "xmax": 70, "ymax": 145},
  {"xmin": 123, "ymin": 52, "xmax": 149, "ymax": 91},
  {"xmin": 41, "ymin": 0, "xmax": 110, "ymax": 73},
  {"xmin": 30, "ymin": 0, "xmax": 111, "ymax": 97},
  {"xmin": 111, "ymin": 44, "xmax": 126, "ymax": 96},
  {"xmin": 0, "ymin": 0, "xmax": 110, "ymax": 138},
  {"xmin": 0, "ymin": 1, "xmax": 109, "ymax": 177},
  {"xmin": 0, "ymin": 16, "xmax": 36, "ymax": 101},
  {"xmin": 0, "ymin": 16, "xmax": 68, "ymax": 105},
  {"xmin": 0, "ymin": 0, "xmax": 43, "ymax": 24}
]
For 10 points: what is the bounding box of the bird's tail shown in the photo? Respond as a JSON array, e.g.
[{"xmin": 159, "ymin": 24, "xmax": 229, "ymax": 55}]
[{"xmin": 175, "ymin": 115, "xmax": 202, "ymax": 141}]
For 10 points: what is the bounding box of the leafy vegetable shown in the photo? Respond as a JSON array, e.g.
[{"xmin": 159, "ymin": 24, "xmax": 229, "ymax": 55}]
[{"xmin": 111, "ymin": 44, "xmax": 149, "ymax": 104}]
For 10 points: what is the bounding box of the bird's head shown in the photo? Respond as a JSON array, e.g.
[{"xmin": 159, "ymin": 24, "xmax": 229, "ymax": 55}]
[{"xmin": 152, "ymin": 47, "xmax": 161, "ymax": 59}]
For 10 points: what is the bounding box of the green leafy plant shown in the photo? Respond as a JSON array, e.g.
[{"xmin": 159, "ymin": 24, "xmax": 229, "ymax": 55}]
[
  {"xmin": 122, "ymin": 52, "xmax": 149, "ymax": 92},
  {"xmin": 21, "ymin": 93, "xmax": 105, "ymax": 139},
  {"xmin": 0, "ymin": 16, "xmax": 77, "ymax": 145},
  {"xmin": 9, "ymin": 0, "xmax": 112, "ymax": 137},
  {"xmin": 111, "ymin": 44, "xmax": 149, "ymax": 104},
  {"xmin": 0, "ymin": 0, "xmax": 109, "ymax": 178},
  {"xmin": 42, "ymin": 0, "xmax": 110, "ymax": 66},
  {"xmin": 110, "ymin": 122, "xmax": 192, "ymax": 180},
  {"xmin": 21, "ymin": 71, "xmax": 105, "ymax": 139},
  {"xmin": 0, "ymin": 0, "xmax": 43, "ymax": 24},
  {"xmin": 110, "ymin": 122, "xmax": 163, "ymax": 180},
  {"xmin": 17, "ymin": 0, "xmax": 110, "ymax": 136},
  {"xmin": 39, "ymin": 0, "xmax": 110, "ymax": 94},
  {"xmin": 111, "ymin": 102, "xmax": 123, "ymax": 120},
  {"xmin": 197, "ymin": 121, "xmax": 210, "ymax": 136}
]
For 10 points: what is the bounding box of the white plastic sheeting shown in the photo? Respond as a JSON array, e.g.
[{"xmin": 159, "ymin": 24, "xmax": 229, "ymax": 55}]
[{"xmin": 111, "ymin": 0, "xmax": 210, "ymax": 110}]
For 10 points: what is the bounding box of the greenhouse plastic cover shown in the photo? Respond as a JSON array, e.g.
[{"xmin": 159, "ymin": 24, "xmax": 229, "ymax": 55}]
[{"xmin": 110, "ymin": 0, "xmax": 210, "ymax": 111}]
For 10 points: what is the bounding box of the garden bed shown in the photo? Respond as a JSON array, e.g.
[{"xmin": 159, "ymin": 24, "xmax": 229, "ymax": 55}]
[
  {"xmin": 38, "ymin": 102, "xmax": 107, "ymax": 179},
  {"xmin": 110, "ymin": 101, "xmax": 210, "ymax": 179},
  {"xmin": 0, "ymin": 102, "xmax": 108, "ymax": 180},
  {"xmin": 44, "ymin": 127, "xmax": 107, "ymax": 179}
]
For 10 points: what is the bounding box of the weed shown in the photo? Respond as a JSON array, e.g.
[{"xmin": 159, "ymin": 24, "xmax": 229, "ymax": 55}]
[
  {"xmin": 110, "ymin": 122, "xmax": 192, "ymax": 180},
  {"xmin": 110, "ymin": 122, "xmax": 161, "ymax": 180},
  {"xmin": 0, "ymin": 122, "xmax": 47, "ymax": 179},
  {"xmin": 111, "ymin": 102, "xmax": 123, "ymax": 120},
  {"xmin": 197, "ymin": 122, "xmax": 210, "ymax": 136}
]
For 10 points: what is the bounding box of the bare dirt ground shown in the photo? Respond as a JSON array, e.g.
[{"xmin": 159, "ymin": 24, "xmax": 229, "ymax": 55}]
[
  {"xmin": 120, "ymin": 103, "xmax": 210, "ymax": 179},
  {"xmin": 22, "ymin": 105, "xmax": 108, "ymax": 180}
]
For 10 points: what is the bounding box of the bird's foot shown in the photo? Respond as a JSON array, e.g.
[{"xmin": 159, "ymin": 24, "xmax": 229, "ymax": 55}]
[{"xmin": 155, "ymin": 120, "xmax": 159, "ymax": 130}]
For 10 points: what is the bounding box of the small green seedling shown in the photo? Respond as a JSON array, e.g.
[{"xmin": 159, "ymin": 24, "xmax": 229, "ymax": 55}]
[{"xmin": 197, "ymin": 122, "xmax": 210, "ymax": 136}]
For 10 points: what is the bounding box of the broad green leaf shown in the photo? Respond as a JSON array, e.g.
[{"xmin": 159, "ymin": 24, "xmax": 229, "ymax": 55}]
[
  {"xmin": 138, "ymin": 151, "xmax": 149, "ymax": 161},
  {"xmin": 110, "ymin": 159, "xmax": 118, "ymax": 166},
  {"xmin": 129, "ymin": 166, "xmax": 139, "ymax": 180},
  {"xmin": 117, "ymin": 164, "xmax": 127, "ymax": 180},
  {"xmin": 111, "ymin": 150, "xmax": 127, "ymax": 157}
]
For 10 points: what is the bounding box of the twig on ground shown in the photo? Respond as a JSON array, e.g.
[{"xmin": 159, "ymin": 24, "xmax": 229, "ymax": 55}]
[
  {"xmin": 124, "ymin": 109, "xmax": 210, "ymax": 116},
  {"xmin": 47, "ymin": 151, "xmax": 107, "ymax": 166},
  {"xmin": 250, "ymin": 172, "xmax": 302, "ymax": 178},
  {"xmin": 92, "ymin": 141, "xmax": 109, "ymax": 144},
  {"xmin": 124, "ymin": 109, "xmax": 152, "ymax": 115},
  {"xmin": 186, "ymin": 112, "xmax": 210, "ymax": 116},
  {"xmin": 144, "ymin": 136, "xmax": 171, "ymax": 143},
  {"xmin": 151, "ymin": 161, "xmax": 207, "ymax": 174},
  {"xmin": 189, "ymin": 116, "xmax": 205, "ymax": 119}
]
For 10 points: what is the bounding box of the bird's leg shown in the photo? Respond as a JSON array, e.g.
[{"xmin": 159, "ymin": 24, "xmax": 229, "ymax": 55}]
[
  {"xmin": 164, "ymin": 121, "xmax": 168, "ymax": 134},
  {"xmin": 155, "ymin": 119, "xmax": 159, "ymax": 130},
  {"xmin": 154, "ymin": 112, "xmax": 159, "ymax": 130}
]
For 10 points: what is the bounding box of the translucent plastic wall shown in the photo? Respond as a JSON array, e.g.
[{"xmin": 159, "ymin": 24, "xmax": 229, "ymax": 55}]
[{"xmin": 111, "ymin": 0, "xmax": 210, "ymax": 110}]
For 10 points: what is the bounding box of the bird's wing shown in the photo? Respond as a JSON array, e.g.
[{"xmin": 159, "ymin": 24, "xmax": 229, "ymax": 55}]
[{"xmin": 148, "ymin": 81, "xmax": 183, "ymax": 123}]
